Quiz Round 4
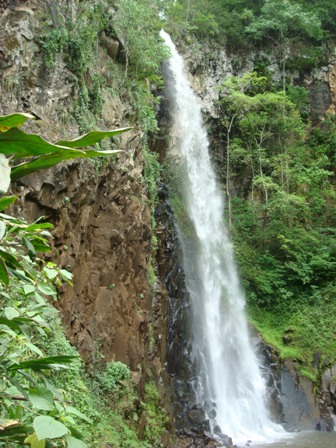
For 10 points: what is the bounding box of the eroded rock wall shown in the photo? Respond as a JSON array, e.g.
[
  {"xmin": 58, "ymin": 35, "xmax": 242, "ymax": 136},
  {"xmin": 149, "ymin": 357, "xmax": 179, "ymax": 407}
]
[
  {"xmin": 1, "ymin": 1, "xmax": 168, "ymax": 393},
  {"xmin": 181, "ymin": 40, "xmax": 336, "ymax": 132},
  {"xmin": 15, "ymin": 154, "xmax": 153, "ymax": 370}
]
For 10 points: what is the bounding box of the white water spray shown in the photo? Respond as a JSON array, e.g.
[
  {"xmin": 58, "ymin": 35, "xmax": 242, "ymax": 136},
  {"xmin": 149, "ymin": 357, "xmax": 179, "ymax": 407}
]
[{"xmin": 160, "ymin": 30, "xmax": 282, "ymax": 443}]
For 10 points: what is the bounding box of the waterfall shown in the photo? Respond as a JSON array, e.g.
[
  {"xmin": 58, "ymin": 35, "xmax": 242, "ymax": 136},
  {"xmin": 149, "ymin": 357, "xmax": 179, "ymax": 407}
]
[{"xmin": 160, "ymin": 30, "xmax": 281, "ymax": 443}]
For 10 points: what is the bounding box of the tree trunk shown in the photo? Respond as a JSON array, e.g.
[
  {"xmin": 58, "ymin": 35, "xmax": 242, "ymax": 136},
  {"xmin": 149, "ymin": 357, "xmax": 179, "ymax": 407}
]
[{"xmin": 226, "ymin": 116, "xmax": 235, "ymax": 229}]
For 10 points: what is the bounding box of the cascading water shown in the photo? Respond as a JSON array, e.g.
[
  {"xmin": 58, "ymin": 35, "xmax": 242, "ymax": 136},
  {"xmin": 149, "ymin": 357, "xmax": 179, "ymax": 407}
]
[{"xmin": 160, "ymin": 30, "xmax": 282, "ymax": 443}]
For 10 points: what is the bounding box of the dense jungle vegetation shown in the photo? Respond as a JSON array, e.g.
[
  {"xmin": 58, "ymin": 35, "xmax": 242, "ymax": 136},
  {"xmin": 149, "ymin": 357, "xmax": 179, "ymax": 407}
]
[{"xmin": 2, "ymin": 0, "xmax": 336, "ymax": 446}]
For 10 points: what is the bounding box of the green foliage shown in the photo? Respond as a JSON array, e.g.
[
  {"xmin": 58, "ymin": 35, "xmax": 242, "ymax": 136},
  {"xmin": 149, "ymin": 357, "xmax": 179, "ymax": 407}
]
[
  {"xmin": 286, "ymin": 44, "xmax": 326, "ymax": 72},
  {"xmin": 114, "ymin": 0, "xmax": 170, "ymax": 77},
  {"xmin": 142, "ymin": 146, "xmax": 160, "ymax": 206},
  {"xmin": 0, "ymin": 112, "xmax": 128, "ymax": 184},
  {"xmin": 245, "ymin": 0, "xmax": 323, "ymax": 42},
  {"xmin": 0, "ymin": 111, "xmax": 124, "ymax": 445},
  {"xmin": 92, "ymin": 411, "xmax": 140, "ymax": 448},
  {"xmin": 41, "ymin": 27, "xmax": 69, "ymax": 69},
  {"xmin": 42, "ymin": 1, "xmax": 109, "ymax": 76},
  {"xmin": 250, "ymin": 301, "xmax": 336, "ymax": 376},
  {"xmin": 0, "ymin": 113, "xmax": 132, "ymax": 446},
  {"xmin": 294, "ymin": 0, "xmax": 336, "ymax": 35},
  {"xmin": 40, "ymin": 316, "xmax": 99, "ymax": 427},
  {"xmin": 72, "ymin": 75, "xmax": 106, "ymax": 133},
  {"xmin": 41, "ymin": 1, "xmax": 110, "ymax": 132},
  {"xmin": 140, "ymin": 382, "xmax": 169, "ymax": 447},
  {"xmin": 214, "ymin": 70, "xmax": 336, "ymax": 379},
  {"xmin": 0, "ymin": 209, "xmax": 87, "ymax": 446},
  {"xmin": 97, "ymin": 361, "xmax": 131, "ymax": 391},
  {"xmin": 41, "ymin": 0, "xmax": 168, "ymax": 142},
  {"xmin": 131, "ymin": 81, "xmax": 161, "ymax": 135},
  {"xmin": 162, "ymin": 0, "xmax": 332, "ymax": 71},
  {"xmin": 147, "ymin": 261, "xmax": 157, "ymax": 291},
  {"xmin": 162, "ymin": 0, "xmax": 257, "ymax": 47},
  {"xmin": 286, "ymin": 85, "xmax": 310, "ymax": 120},
  {"xmin": 141, "ymin": 144, "xmax": 160, "ymax": 287}
]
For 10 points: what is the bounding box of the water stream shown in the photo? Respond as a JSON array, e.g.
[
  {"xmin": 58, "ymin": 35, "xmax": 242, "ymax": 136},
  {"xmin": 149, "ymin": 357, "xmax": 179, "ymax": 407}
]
[
  {"xmin": 254, "ymin": 431, "xmax": 336, "ymax": 448},
  {"xmin": 160, "ymin": 30, "xmax": 281, "ymax": 444}
]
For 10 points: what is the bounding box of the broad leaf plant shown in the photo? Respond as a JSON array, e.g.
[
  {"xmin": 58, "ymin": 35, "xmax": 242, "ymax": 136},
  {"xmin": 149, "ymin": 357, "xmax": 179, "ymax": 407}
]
[{"xmin": 0, "ymin": 113, "xmax": 130, "ymax": 447}]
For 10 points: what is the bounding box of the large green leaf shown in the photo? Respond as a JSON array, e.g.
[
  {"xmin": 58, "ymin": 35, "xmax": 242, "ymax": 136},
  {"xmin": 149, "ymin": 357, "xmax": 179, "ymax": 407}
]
[
  {"xmin": 8, "ymin": 355, "xmax": 78, "ymax": 371},
  {"xmin": 25, "ymin": 222, "xmax": 53, "ymax": 232},
  {"xmin": 56, "ymin": 127, "xmax": 131, "ymax": 148},
  {"xmin": 23, "ymin": 237, "xmax": 37, "ymax": 259},
  {"xmin": 65, "ymin": 434, "xmax": 87, "ymax": 448},
  {"xmin": 38, "ymin": 283, "xmax": 57, "ymax": 297},
  {"xmin": 23, "ymin": 284, "xmax": 36, "ymax": 295},
  {"xmin": 11, "ymin": 148, "xmax": 122, "ymax": 181},
  {"xmin": 0, "ymin": 249, "xmax": 22, "ymax": 269},
  {"xmin": 0, "ymin": 212, "xmax": 26, "ymax": 223},
  {"xmin": 28, "ymin": 239, "xmax": 50, "ymax": 253},
  {"xmin": 4, "ymin": 306, "xmax": 20, "ymax": 320},
  {"xmin": 26, "ymin": 342, "xmax": 44, "ymax": 357},
  {"xmin": 0, "ymin": 316, "xmax": 39, "ymax": 334},
  {"xmin": 24, "ymin": 433, "xmax": 46, "ymax": 448},
  {"xmin": 28, "ymin": 387, "xmax": 54, "ymax": 411},
  {"xmin": 33, "ymin": 416, "xmax": 68, "ymax": 440},
  {"xmin": 0, "ymin": 113, "xmax": 34, "ymax": 131},
  {"xmin": 0, "ymin": 196, "xmax": 17, "ymax": 212},
  {"xmin": 0, "ymin": 258, "xmax": 9, "ymax": 285},
  {"xmin": 0, "ymin": 128, "xmax": 71, "ymax": 157},
  {"xmin": 65, "ymin": 406, "xmax": 92, "ymax": 423},
  {"xmin": 0, "ymin": 317, "xmax": 21, "ymax": 332},
  {"xmin": 0, "ymin": 124, "xmax": 129, "ymax": 180},
  {"xmin": 7, "ymin": 267, "xmax": 34, "ymax": 282}
]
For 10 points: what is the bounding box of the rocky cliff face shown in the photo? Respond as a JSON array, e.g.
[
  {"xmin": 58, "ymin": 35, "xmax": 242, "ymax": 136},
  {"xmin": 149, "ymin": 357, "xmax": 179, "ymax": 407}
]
[
  {"xmin": 15, "ymin": 155, "xmax": 153, "ymax": 370},
  {"xmin": 1, "ymin": 1, "xmax": 169, "ymax": 399},
  {"xmin": 182, "ymin": 40, "xmax": 336, "ymax": 129}
]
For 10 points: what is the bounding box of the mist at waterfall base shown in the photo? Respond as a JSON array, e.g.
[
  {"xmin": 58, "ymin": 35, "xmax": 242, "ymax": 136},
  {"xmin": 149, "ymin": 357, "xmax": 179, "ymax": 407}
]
[{"xmin": 160, "ymin": 30, "xmax": 285, "ymax": 444}]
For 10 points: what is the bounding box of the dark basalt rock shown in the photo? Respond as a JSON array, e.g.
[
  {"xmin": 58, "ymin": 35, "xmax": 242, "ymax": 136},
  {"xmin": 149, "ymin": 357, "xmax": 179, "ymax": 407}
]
[
  {"xmin": 175, "ymin": 428, "xmax": 232, "ymax": 448},
  {"xmin": 155, "ymin": 189, "xmax": 235, "ymax": 446},
  {"xmin": 254, "ymin": 330, "xmax": 335, "ymax": 432}
]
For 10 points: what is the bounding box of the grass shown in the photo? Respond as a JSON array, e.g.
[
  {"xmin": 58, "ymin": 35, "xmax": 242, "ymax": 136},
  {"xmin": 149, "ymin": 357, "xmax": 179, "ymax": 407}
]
[
  {"xmin": 300, "ymin": 367, "xmax": 317, "ymax": 383},
  {"xmin": 249, "ymin": 300, "xmax": 336, "ymax": 381},
  {"xmin": 249, "ymin": 309, "xmax": 302, "ymax": 361}
]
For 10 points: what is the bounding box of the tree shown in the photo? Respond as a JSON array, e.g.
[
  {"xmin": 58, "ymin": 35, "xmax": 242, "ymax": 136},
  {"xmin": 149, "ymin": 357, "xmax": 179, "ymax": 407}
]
[
  {"xmin": 217, "ymin": 73, "xmax": 305, "ymax": 224},
  {"xmin": 245, "ymin": 0, "xmax": 323, "ymax": 91},
  {"xmin": 113, "ymin": 0, "xmax": 170, "ymax": 78},
  {"xmin": 216, "ymin": 74, "xmax": 259, "ymax": 226}
]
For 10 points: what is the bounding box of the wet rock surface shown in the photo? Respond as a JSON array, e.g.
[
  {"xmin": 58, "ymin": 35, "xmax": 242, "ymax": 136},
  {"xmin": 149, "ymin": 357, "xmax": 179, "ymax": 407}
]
[
  {"xmin": 155, "ymin": 187, "xmax": 212, "ymax": 434},
  {"xmin": 255, "ymin": 331, "xmax": 335, "ymax": 432},
  {"xmin": 155, "ymin": 187, "xmax": 234, "ymax": 442},
  {"xmin": 174, "ymin": 428, "xmax": 233, "ymax": 448},
  {"xmin": 155, "ymin": 190, "xmax": 195, "ymax": 419}
]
